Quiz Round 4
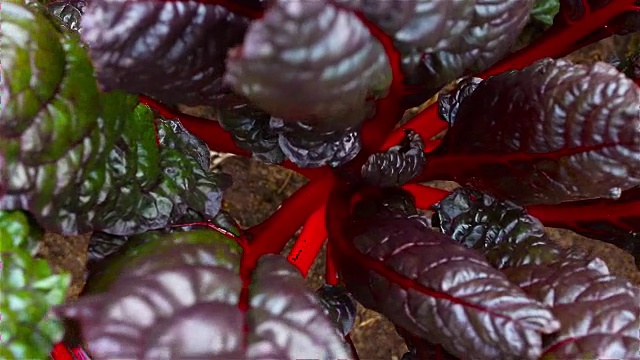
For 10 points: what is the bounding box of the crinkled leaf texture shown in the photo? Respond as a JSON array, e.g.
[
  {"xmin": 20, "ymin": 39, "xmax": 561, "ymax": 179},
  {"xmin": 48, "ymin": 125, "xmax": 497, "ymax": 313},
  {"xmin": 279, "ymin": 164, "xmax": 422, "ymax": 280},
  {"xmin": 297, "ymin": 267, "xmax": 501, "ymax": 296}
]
[
  {"xmin": 0, "ymin": 5, "xmax": 230, "ymax": 235},
  {"xmin": 506, "ymin": 258, "xmax": 640, "ymax": 359},
  {"xmin": 216, "ymin": 98, "xmax": 285, "ymax": 163},
  {"xmin": 438, "ymin": 77, "xmax": 483, "ymax": 125},
  {"xmin": 222, "ymin": 0, "xmax": 385, "ymax": 167},
  {"xmin": 339, "ymin": 0, "xmax": 533, "ymax": 95},
  {"xmin": 57, "ymin": 230, "xmax": 351, "ymax": 359},
  {"xmin": 1, "ymin": 1, "xmax": 109, "ymax": 204},
  {"xmin": 47, "ymin": 0, "xmax": 85, "ymax": 31},
  {"xmin": 432, "ymin": 187, "xmax": 577, "ymax": 269},
  {"xmin": 0, "ymin": 211, "xmax": 70, "ymax": 360},
  {"xmin": 217, "ymin": 97, "xmax": 362, "ymax": 167},
  {"xmin": 80, "ymin": 0, "xmax": 251, "ymax": 105},
  {"xmin": 437, "ymin": 58, "xmax": 640, "ymax": 205},
  {"xmin": 361, "ymin": 130, "xmax": 426, "ymax": 187},
  {"xmin": 434, "ymin": 187, "xmax": 640, "ymax": 359},
  {"xmin": 85, "ymin": 109, "xmax": 232, "ymax": 236},
  {"xmin": 342, "ymin": 198, "xmax": 560, "ymax": 360},
  {"xmin": 316, "ymin": 285, "xmax": 358, "ymax": 337},
  {"xmin": 224, "ymin": 0, "xmax": 391, "ymax": 129},
  {"xmin": 271, "ymin": 118, "xmax": 361, "ymax": 168}
]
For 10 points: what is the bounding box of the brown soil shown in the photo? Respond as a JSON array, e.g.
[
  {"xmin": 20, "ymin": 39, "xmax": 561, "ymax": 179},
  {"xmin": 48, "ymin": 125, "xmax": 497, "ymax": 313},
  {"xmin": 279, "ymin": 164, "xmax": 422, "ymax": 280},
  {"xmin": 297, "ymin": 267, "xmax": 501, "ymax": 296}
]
[{"xmin": 37, "ymin": 232, "xmax": 90, "ymax": 298}]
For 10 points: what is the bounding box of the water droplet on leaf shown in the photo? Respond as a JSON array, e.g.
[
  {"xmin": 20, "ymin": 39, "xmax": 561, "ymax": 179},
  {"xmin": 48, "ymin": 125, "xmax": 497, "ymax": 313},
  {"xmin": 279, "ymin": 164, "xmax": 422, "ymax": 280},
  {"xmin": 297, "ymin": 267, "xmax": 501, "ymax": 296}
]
[{"xmin": 608, "ymin": 187, "xmax": 622, "ymax": 199}]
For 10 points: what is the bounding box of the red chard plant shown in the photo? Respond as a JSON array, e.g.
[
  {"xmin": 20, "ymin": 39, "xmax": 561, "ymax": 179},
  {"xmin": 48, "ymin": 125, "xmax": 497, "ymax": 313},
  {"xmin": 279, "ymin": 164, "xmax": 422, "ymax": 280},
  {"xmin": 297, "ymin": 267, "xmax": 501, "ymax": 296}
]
[{"xmin": 1, "ymin": 0, "xmax": 640, "ymax": 359}]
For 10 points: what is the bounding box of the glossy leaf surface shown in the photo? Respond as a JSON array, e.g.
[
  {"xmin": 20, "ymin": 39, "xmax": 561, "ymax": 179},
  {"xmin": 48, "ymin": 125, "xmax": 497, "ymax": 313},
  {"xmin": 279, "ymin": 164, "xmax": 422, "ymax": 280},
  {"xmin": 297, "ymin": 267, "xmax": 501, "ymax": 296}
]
[
  {"xmin": 81, "ymin": 0, "xmax": 251, "ymax": 105},
  {"xmin": 531, "ymin": 0, "xmax": 560, "ymax": 25},
  {"xmin": 57, "ymin": 230, "xmax": 351, "ymax": 359},
  {"xmin": 506, "ymin": 259, "xmax": 640, "ymax": 359},
  {"xmin": 225, "ymin": 0, "xmax": 391, "ymax": 129},
  {"xmin": 362, "ymin": 130, "xmax": 426, "ymax": 187},
  {"xmin": 434, "ymin": 187, "xmax": 640, "ymax": 358},
  {"xmin": 315, "ymin": 284, "xmax": 358, "ymax": 336},
  {"xmin": 432, "ymin": 187, "xmax": 579, "ymax": 269},
  {"xmin": 434, "ymin": 58, "xmax": 640, "ymax": 205},
  {"xmin": 0, "ymin": 4, "xmax": 230, "ymax": 235},
  {"xmin": 342, "ymin": 196, "xmax": 559, "ymax": 360},
  {"xmin": 340, "ymin": 0, "xmax": 533, "ymax": 95}
]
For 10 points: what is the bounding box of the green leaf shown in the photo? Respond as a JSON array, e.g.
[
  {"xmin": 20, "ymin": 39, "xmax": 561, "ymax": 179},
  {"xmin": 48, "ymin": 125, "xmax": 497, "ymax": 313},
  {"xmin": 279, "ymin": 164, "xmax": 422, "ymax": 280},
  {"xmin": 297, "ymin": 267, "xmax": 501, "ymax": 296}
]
[
  {"xmin": 0, "ymin": 215, "xmax": 70, "ymax": 360},
  {"xmin": 0, "ymin": 211, "xmax": 41, "ymax": 253},
  {"xmin": 531, "ymin": 0, "xmax": 560, "ymax": 26}
]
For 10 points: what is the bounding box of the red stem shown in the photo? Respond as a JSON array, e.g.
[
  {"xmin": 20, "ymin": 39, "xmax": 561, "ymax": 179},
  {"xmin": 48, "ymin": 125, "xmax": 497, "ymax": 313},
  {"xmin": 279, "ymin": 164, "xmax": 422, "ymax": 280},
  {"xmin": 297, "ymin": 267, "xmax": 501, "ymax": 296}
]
[
  {"xmin": 413, "ymin": 141, "xmax": 629, "ymax": 184},
  {"xmin": 527, "ymin": 199, "xmax": 639, "ymax": 229},
  {"xmin": 424, "ymin": 138, "xmax": 442, "ymax": 153},
  {"xmin": 281, "ymin": 165, "xmax": 327, "ymax": 181},
  {"xmin": 286, "ymin": 205, "xmax": 328, "ymax": 277},
  {"xmin": 139, "ymin": 95, "xmax": 249, "ymax": 156},
  {"xmin": 50, "ymin": 343, "xmax": 75, "ymax": 360},
  {"xmin": 354, "ymin": 11, "xmax": 407, "ymax": 153},
  {"xmin": 241, "ymin": 174, "xmax": 335, "ymax": 275},
  {"xmin": 326, "ymin": 185, "xmax": 526, "ymax": 315},
  {"xmin": 325, "ymin": 240, "xmax": 339, "ymax": 286},
  {"xmin": 383, "ymin": 1, "xmax": 639, "ymax": 152},
  {"xmin": 140, "ymin": 95, "xmax": 325, "ymax": 179},
  {"xmin": 382, "ymin": 105, "xmax": 448, "ymax": 150}
]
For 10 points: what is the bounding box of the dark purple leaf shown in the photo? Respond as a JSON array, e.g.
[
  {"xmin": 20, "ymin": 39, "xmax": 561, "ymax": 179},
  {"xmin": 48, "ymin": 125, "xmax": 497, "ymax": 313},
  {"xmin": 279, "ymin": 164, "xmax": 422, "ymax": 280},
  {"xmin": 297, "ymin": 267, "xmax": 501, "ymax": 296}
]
[
  {"xmin": 224, "ymin": 0, "xmax": 391, "ymax": 129},
  {"xmin": 504, "ymin": 258, "xmax": 640, "ymax": 359},
  {"xmin": 340, "ymin": 0, "xmax": 533, "ymax": 100},
  {"xmin": 432, "ymin": 187, "xmax": 585, "ymax": 269},
  {"xmin": 216, "ymin": 97, "xmax": 284, "ymax": 164},
  {"xmin": 47, "ymin": 0, "xmax": 86, "ymax": 31},
  {"xmin": 246, "ymin": 256, "xmax": 351, "ymax": 359},
  {"xmin": 351, "ymin": 187, "xmax": 421, "ymax": 221},
  {"xmin": 438, "ymin": 77, "xmax": 483, "ymax": 125},
  {"xmin": 420, "ymin": 0, "xmax": 533, "ymax": 80},
  {"xmin": 216, "ymin": 96, "xmax": 362, "ymax": 167},
  {"xmin": 80, "ymin": 0, "xmax": 251, "ymax": 106},
  {"xmin": 361, "ymin": 130, "xmax": 426, "ymax": 187},
  {"xmin": 315, "ymin": 285, "xmax": 357, "ymax": 336},
  {"xmin": 342, "ymin": 206, "xmax": 560, "ymax": 360},
  {"xmin": 433, "ymin": 58, "xmax": 640, "ymax": 205},
  {"xmin": 433, "ymin": 186, "xmax": 640, "ymax": 358},
  {"xmin": 271, "ymin": 118, "xmax": 362, "ymax": 168},
  {"xmin": 57, "ymin": 233, "xmax": 351, "ymax": 359}
]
